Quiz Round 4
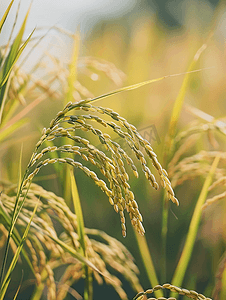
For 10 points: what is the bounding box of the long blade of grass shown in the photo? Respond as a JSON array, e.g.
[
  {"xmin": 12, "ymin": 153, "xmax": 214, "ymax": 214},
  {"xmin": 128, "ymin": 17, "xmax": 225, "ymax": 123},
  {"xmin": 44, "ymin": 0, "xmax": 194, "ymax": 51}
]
[
  {"xmin": 0, "ymin": 144, "xmax": 23, "ymax": 287},
  {"xmin": 0, "ymin": 200, "xmax": 39, "ymax": 300},
  {"xmin": 0, "ymin": 4, "xmax": 30, "ymax": 83},
  {"xmin": 160, "ymin": 43, "xmax": 207, "ymax": 284},
  {"xmin": 134, "ymin": 231, "xmax": 163, "ymax": 298},
  {"xmin": 160, "ymin": 192, "xmax": 169, "ymax": 284},
  {"xmin": 2, "ymin": 1, "xmax": 21, "ymax": 67},
  {"xmin": 70, "ymin": 169, "xmax": 85, "ymax": 254},
  {"xmin": 0, "ymin": 204, "xmax": 35, "ymax": 277},
  {"xmin": 0, "ymin": 28, "xmax": 35, "ymax": 89},
  {"xmin": 70, "ymin": 169, "xmax": 92, "ymax": 300},
  {"xmin": 164, "ymin": 43, "xmax": 207, "ymax": 164},
  {"xmin": 0, "ymin": 72, "xmax": 11, "ymax": 125},
  {"xmin": 170, "ymin": 154, "xmax": 221, "ymax": 297},
  {"xmin": 0, "ymin": 152, "xmax": 35, "ymax": 292},
  {"xmin": 6, "ymin": 1, "xmax": 21, "ymax": 46},
  {"xmin": 87, "ymin": 68, "xmax": 208, "ymax": 105},
  {"xmin": 0, "ymin": 5, "xmax": 34, "ymax": 126},
  {"xmin": 0, "ymin": 0, "xmax": 15, "ymax": 33}
]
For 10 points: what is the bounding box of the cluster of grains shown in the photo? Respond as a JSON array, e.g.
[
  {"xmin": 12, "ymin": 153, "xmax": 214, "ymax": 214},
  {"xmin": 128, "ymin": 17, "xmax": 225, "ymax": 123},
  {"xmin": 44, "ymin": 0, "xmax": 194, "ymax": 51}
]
[
  {"xmin": 168, "ymin": 115, "xmax": 226, "ymax": 190},
  {"xmin": 174, "ymin": 121, "xmax": 226, "ymax": 145},
  {"xmin": 0, "ymin": 182, "xmax": 142, "ymax": 300},
  {"xmin": 23, "ymin": 99, "xmax": 178, "ymax": 237},
  {"xmin": 202, "ymin": 176, "xmax": 226, "ymax": 210},
  {"xmin": 168, "ymin": 151, "xmax": 226, "ymax": 188},
  {"xmin": 133, "ymin": 284, "xmax": 212, "ymax": 300},
  {"xmin": 85, "ymin": 228, "xmax": 142, "ymax": 298},
  {"xmin": 23, "ymin": 101, "xmax": 178, "ymax": 237}
]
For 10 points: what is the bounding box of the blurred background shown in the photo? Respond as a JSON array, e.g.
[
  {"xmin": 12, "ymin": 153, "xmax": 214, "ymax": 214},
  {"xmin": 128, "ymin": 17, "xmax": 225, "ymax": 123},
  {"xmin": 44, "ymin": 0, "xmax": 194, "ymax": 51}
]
[{"xmin": 1, "ymin": 0, "xmax": 226, "ymax": 299}]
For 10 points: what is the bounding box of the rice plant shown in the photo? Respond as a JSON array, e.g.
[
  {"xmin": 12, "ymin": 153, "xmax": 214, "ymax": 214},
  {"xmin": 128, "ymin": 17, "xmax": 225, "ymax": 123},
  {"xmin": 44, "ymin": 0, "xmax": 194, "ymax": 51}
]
[{"xmin": 0, "ymin": 1, "xmax": 225, "ymax": 300}]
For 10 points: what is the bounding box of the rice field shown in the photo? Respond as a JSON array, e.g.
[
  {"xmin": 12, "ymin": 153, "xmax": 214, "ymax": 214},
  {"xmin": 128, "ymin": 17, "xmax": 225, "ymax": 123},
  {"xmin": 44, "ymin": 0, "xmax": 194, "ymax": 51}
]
[{"xmin": 0, "ymin": 1, "xmax": 226, "ymax": 299}]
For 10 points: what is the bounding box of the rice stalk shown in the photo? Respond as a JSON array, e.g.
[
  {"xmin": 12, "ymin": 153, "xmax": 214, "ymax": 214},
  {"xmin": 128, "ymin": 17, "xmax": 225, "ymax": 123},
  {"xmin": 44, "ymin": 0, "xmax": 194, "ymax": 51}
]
[
  {"xmin": 3, "ymin": 88, "xmax": 179, "ymax": 298},
  {"xmin": 0, "ymin": 82, "xmax": 179, "ymax": 297},
  {"xmin": 21, "ymin": 99, "xmax": 178, "ymax": 237}
]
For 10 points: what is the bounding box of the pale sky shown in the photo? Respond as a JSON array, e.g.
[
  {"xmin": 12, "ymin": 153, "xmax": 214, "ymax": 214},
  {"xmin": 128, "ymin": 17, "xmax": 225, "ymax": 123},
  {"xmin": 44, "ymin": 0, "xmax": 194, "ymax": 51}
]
[{"xmin": 1, "ymin": 0, "xmax": 137, "ymax": 38}]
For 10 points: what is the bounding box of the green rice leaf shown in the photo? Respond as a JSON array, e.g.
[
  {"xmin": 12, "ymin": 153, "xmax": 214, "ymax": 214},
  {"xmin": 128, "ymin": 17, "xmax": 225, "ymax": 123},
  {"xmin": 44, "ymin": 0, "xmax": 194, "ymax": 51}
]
[
  {"xmin": 160, "ymin": 43, "xmax": 207, "ymax": 284},
  {"xmin": 0, "ymin": 0, "xmax": 15, "ymax": 33},
  {"xmin": 70, "ymin": 169, "xmax": 92, "ymax": 300},
  {"xmin": 70, "ymin": 169, "xmax": 86, "ymax": 254},
  {"xmin": 87, "ymin": 69, "xmax": 204, "ymax": 105},
  {"xmin": 0, "ymin": 202, "xmax": 35, "ymax": 280},
  {"xmin": 0, "ymin": 28, "xmax": 35, "ymax": 89},
  {"xmin": 0, "ymin": 144, "xmax": 23, "ymax": 289},
  {"xmin": 170, "ymin": 154, "xmax": 221, "ymax": 297},
  {"xmin": 0, "ymin": 200, "xmax": 39, "ymax": 300},
  {"xmin": 164, "ymin": 43, "xmax": 207, "ymax": 162}
]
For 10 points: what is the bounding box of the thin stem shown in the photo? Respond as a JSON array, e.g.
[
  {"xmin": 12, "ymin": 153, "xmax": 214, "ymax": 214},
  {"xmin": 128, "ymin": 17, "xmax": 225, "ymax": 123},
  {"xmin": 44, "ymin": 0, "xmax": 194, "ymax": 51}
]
[
  {"xmin": 70, "ymin": 170, "xmax": 92, "ymax": 300},
  {"xmin": 134, "ymin": 230, "xmax": 163, "ymax": 298},
  {"xmin": 160, "ymin": 197, "xmax": 169, "ymax": 284},
  {"xmin": 30, "ymin": 283, "xmax": 45, "ymax": 300}
]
